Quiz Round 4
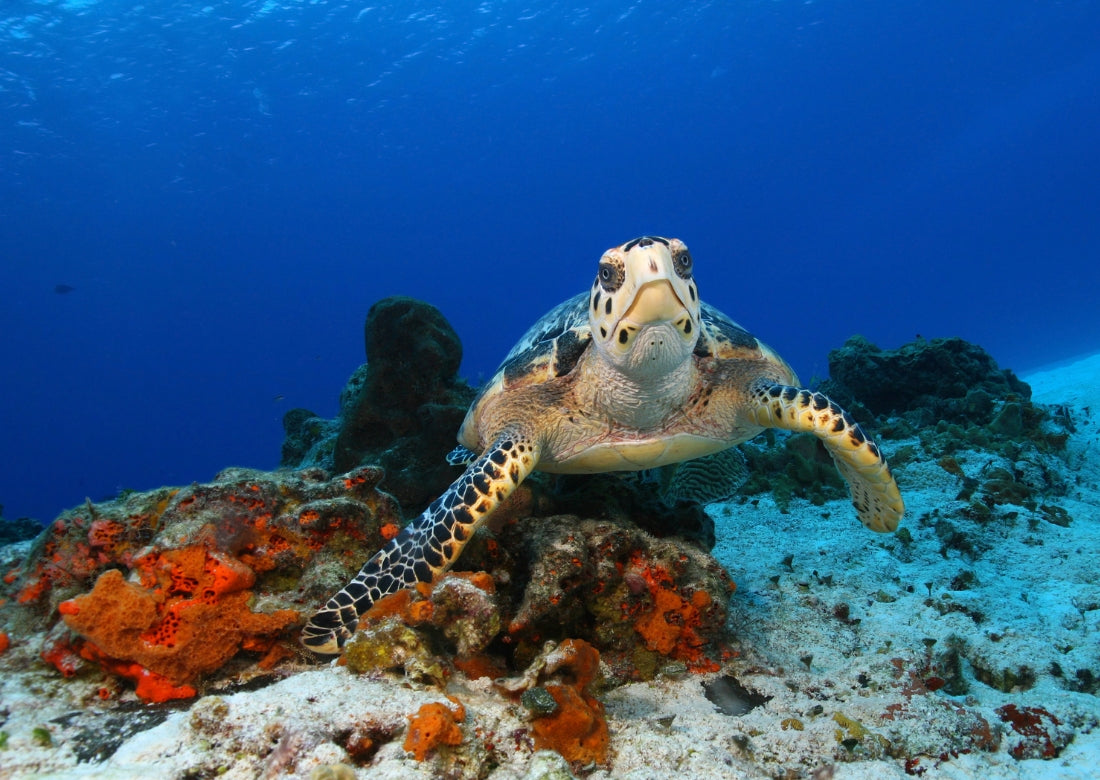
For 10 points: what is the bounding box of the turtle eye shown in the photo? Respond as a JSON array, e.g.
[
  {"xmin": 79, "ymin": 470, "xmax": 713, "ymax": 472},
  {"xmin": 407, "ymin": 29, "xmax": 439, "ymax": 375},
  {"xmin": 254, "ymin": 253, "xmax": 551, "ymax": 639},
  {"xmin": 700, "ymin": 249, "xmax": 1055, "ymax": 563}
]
[
  {"xmin": 673, "ymin": 249, "xmax": 693, "ymax": 279},
  {"xmin": 597, "ymin": 260, "xmax": 624, "ymax": 292}
]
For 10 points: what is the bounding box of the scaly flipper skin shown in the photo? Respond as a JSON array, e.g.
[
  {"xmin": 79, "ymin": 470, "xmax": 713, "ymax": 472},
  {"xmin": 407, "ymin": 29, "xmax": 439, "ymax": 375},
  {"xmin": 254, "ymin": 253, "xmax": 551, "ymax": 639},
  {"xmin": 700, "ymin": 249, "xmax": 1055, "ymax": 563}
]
[
  {"xmin": 747, "ymin": 381, "xmax": 904, "ymax": 532},
  {"xmin": 300, "ymin": 431, "xmax": 539, "ymax": 656}
]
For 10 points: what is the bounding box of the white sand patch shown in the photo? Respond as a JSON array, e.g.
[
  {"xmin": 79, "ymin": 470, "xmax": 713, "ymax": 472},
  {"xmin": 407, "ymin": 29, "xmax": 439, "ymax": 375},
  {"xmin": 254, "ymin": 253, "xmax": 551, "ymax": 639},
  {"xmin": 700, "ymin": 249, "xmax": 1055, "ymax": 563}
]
[{"xmin": 1024, "ymin": 353, "xmax": 1100, "ymax": 407}]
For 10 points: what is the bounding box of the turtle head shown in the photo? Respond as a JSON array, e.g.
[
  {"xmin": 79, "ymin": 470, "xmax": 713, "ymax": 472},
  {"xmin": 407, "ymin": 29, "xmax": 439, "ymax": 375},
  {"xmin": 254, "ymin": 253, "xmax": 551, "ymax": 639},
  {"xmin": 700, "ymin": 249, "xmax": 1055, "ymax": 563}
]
[{"xmin": 588, "ymin": 236, "xmax": 701, "ymax": 373}]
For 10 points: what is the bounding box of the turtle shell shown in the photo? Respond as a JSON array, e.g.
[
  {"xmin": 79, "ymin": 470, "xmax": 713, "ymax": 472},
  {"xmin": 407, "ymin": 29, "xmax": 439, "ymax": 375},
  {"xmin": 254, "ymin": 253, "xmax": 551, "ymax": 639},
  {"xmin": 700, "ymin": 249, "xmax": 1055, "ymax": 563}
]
[
  {"xmin": 458, "ymin": 290, "xmax": 794, "ymax": 455},
  {"xmin": 458, "ymin": 293, "xmax": 589, "ymax": 450},
  {"xmin": 469, "ymin": 295, "xmax": 767, "ymax": 412},
  {"xmin": 493, "ymin": 292, "xmax": 593, "ymax": 392},
  {"xmin": 695, "ymin": 302, "xmax": 765, "ymax": 360}
]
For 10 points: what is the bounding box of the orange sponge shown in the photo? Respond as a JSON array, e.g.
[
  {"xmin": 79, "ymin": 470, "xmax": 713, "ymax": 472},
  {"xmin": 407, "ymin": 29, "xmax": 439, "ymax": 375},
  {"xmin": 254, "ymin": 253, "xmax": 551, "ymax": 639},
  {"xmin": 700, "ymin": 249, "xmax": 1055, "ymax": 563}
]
[
  {"xmin": 632, "ymin": 559, "xmax": 719, "ymax": 672},
  {"xmin": 531, "ymin": 682, "xmax": 609, "ymax": 766},
  {"xmin": 60, "ymin": 546, "xmax": 297, "ymax": 698},
  {"xmin": 523, "ymin": 639, "xmax": 609, "ymax": 767},
  {"xmin": 403, "ymin": 702, "xmax": 464, "ymax": 761}
]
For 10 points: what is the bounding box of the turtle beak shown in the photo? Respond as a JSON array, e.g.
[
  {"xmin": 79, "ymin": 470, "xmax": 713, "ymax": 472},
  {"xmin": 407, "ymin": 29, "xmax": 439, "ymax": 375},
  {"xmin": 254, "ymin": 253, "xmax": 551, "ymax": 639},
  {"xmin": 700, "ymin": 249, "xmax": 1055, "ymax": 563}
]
[
  {"xmin": 621, "ymin": 279, "xmax": 688, "ymax": 326},
  {"xmin": 610, "ymin": 272, "xmax": 697, "ymax": 364}
]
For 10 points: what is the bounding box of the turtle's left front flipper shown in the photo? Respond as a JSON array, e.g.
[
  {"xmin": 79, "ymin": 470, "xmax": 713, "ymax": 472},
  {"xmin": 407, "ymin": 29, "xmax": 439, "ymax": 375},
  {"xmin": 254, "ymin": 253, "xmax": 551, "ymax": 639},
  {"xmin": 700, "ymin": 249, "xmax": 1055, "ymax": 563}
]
[
  {"xmin": 300, "ymin": 429, "xmax": 540, "ymax": 657},
  {"xmin": 747, "ymin": 382, "xmax": 904, "ymax": 532}
]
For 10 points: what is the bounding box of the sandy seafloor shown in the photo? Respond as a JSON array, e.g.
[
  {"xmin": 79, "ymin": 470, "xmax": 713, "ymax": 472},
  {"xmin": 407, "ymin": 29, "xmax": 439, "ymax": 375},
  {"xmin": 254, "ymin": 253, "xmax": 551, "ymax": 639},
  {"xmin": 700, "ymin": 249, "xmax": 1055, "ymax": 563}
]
[{"xmin": 1, "ymin": 355, "xmax": 1098, "ymax": 779}]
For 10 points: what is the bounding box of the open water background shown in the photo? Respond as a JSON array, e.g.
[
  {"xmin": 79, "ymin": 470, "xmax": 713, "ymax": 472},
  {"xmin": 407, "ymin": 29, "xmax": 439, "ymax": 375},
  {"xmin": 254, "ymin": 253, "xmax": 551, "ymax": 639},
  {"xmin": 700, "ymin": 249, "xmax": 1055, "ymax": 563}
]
[{"xmin": 2, "ymin": 0, "xmax": 1098, "ymax": 522}]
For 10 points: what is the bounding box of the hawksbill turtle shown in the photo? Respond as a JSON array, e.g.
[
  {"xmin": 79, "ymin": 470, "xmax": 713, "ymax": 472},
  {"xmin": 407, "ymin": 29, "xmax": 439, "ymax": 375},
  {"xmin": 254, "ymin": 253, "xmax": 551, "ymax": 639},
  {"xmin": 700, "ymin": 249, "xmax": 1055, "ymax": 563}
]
[{"xmin": 301, "ymin": 236, "xmax": 904, "ymax": 655}]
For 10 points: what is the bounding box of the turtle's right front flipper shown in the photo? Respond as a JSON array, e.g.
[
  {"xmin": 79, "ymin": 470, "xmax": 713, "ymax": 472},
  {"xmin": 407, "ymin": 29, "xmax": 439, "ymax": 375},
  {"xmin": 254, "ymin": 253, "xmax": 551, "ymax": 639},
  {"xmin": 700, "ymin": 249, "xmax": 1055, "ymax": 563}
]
[{"xmin": 300, "ymin": 430, "xmax": 540, "ymax": 657}]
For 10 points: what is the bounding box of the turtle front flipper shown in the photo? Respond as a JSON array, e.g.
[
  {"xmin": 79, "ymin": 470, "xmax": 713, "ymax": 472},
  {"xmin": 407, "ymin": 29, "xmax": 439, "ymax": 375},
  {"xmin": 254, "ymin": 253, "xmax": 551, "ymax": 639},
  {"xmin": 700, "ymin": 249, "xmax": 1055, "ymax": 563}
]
[
  {"xmin": 300, "ymin": 430, "xmax": 541, "ymax": 657},
  {"xmin": 748, "ymin": 382, "xmax": 904, "ymax": 533}
]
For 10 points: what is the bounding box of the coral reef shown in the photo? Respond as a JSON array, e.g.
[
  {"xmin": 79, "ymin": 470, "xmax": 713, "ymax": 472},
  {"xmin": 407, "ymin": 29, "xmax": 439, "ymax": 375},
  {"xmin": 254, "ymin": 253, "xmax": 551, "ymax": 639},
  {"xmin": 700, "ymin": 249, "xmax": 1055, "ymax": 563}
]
[
  {"xmin": 337, "ymin": 512, "xmax": 733, "ymax": 696},
  {"xmin": 694, "ymin": 337, "xmax": 1050, "ymax": 517},
  {"xmin": 0, "ymin": 465, "xmax": 402, "ymax": 701},
  {"xmin": 819, "ymin": 335, "xmax": 1031, "ymax": 422},
  {"xmin": 281, "ymin": 296, "xmax": 476, "ymax": 514},
  {"xmin": 0, "ymin": 511, "xmax": 43, "ymax": 545},
  {"xmin": 798, "ymin": 335, "xmax": 1077, "ymax": 552},
  {"xmin": 4, "ymin": 314, "xmax": 1095, "ymax": 777},
  {"xmin": 817, "ymin": 335, "xmax": 1070, "ymax": 457}
]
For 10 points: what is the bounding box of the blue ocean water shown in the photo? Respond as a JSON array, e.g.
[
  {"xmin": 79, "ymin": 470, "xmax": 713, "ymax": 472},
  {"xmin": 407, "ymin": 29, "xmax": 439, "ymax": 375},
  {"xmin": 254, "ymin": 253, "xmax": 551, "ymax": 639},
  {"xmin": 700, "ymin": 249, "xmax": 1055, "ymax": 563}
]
[{"xmin": 2, "ymin": 1, "xmax": 1098, "ymax": 525}]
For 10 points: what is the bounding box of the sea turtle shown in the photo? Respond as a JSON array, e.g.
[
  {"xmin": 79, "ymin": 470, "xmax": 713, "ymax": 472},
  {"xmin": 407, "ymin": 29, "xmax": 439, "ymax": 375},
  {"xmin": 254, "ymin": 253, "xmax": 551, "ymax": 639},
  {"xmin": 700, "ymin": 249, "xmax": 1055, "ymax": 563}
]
[{"xmin": 301, "ymin": 236, "xmax": 904, "ymax": 656}]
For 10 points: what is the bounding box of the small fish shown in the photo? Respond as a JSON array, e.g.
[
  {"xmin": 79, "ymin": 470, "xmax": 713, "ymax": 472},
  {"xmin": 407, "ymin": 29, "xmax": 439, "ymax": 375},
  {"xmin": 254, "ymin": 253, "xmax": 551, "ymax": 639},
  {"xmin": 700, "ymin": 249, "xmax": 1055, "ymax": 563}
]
[
  {"xmin": 273, "ymin": 394, "xmax": 285, "ymax": 403},
  {"xmin": 54, "ymin": 284, "xmax": 75, "ymax": 294}
]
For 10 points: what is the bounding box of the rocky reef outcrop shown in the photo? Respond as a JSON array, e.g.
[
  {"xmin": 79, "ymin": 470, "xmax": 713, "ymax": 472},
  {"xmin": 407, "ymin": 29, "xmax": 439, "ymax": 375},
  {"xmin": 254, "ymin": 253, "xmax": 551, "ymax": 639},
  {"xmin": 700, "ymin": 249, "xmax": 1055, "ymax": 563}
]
[
  {"xmin": 1, "ymin": 466, "xmax": 401, "ymax": 701},
  {"xmin": 0, "ymin": 295, "xmax": 741, "ymax": 715},
  {"xmin": 0, "ymin": 510, "xmax": 42, "ymax": 546},
  {"xmin": 717, "ymin": 334, "xmax": 1074, "ymax": 520},
  {"xmin": 816, "ymin": 335, "xmax": 1071, "ymax": 453},
  {"xmin": 0, "ymin": 469, "xmax": 732, "ymax": 706},
  {"xmin": 281, "ymin": 296, "xmax": 476, "ymax": 516},
  {"xmin": 819, "ymin": 335, "xmax": 1032, "ymax": 421}
]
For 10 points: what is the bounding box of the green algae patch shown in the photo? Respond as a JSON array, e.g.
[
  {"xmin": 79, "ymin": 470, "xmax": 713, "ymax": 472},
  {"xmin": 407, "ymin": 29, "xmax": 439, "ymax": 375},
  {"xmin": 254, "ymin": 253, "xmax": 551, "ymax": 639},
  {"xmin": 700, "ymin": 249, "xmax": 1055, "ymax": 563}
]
[
  {"xmin": 832, "ymin": 711, "xmax": 891, "ymax": 759},
  {"xmin": 343, "ymin": 617, "xmax": 446, "ymax": 685},
  {"xmin": 737, "ymin": 431, "xmax": 846, "ymax": 512}
]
